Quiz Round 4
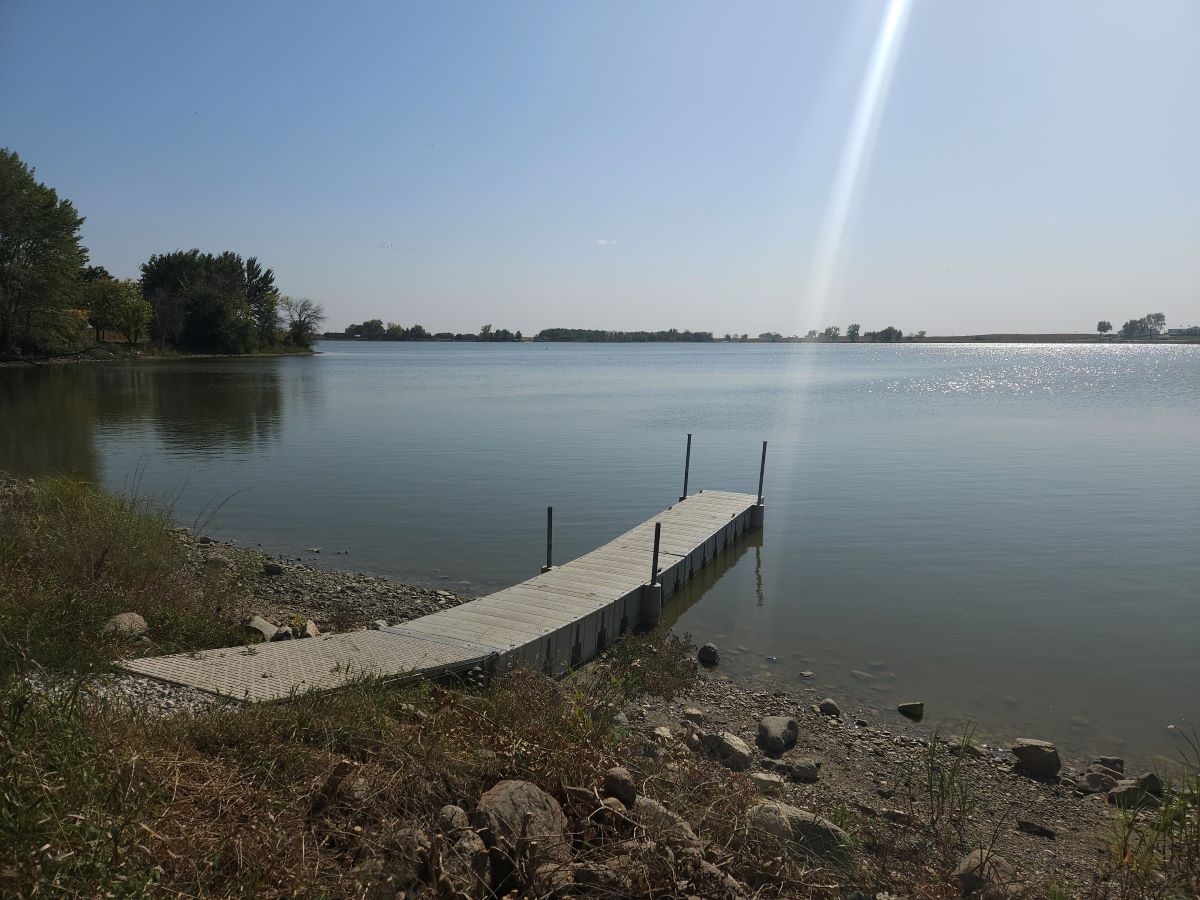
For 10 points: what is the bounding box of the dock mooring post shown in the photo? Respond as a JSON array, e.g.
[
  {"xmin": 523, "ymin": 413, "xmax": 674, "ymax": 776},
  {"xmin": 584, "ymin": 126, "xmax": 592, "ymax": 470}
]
[
  {"xmin": 640, "ymin": 521, "xmax": 664, "ymax": 625},
  {"xmin": 680, "ymin": 433, "xmax": 692, "ymax": 501},
  {"xmin": 541, "ymin": 506, "xmax": 554, "ymax": 573},
  {"xmin": 753, "ymin": 440, "xmax": 767, "ymax": 527}
]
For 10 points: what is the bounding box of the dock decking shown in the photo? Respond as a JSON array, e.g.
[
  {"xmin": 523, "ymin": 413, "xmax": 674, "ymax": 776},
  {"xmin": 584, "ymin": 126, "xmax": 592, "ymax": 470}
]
[{"xmin": 121, "ymin": 490, "xmax": 763, "ymax": 701}]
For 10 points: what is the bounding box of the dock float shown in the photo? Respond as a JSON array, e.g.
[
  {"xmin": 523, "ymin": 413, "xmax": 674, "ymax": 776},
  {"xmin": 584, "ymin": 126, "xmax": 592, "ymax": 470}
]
[{"xmin": 121, "ymin": 489, "xmax": 764, "ymax": 702}]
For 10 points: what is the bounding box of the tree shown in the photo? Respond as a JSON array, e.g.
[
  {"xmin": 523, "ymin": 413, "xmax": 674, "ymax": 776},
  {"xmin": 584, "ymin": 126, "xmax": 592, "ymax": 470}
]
[
  {"xmin": 281, "ymin": 296, "xmax": 325, "ymax": 347},
  {"xmin": 1120, "ymin": 313, "xmax": 1167, "ymax": 338},
  {"xmin": 109, "ymin": 279, "xmax": 151, "ymax": 344},
  {"xmin": 870, "ymin": 326, "xmax": 903, "ymax": 342},
  {"xmin": 1097, "ymin": 320, "xmax": 1112, "ymax": 335},
  {"xmin": 0, "ymin": 148, "xmax": 88, "ymax": 353},
  {"xmin": 480, "ymin": 323, "xmax": 493, "ymax": 337},
  {"xmin": 361, "ymin": 318, "xmax": 385, "ymax": 340},
  {"xmin": 822, "ymin": 325, "xmax": 840, "ymax": 339},
  {"xmin": 805, "ymin": 329, "xmax": 818, "ymax": 338},
  {"xmin": 847, "ymin": 323, "xmax": 861, "ymax": 342},
  {"xmin": 83, "ymin": 275, "xmax": 122, "ymax": 340},
  {"xmin": 245, "ymin": 256, "xmax": 278, "ymax": 345}
]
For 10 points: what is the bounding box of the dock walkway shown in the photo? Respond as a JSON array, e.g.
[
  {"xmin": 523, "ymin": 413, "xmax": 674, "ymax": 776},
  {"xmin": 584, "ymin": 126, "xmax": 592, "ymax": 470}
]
[{"xmin": 121, "ymin": 490, "xmax": 762, "ymax": 702}]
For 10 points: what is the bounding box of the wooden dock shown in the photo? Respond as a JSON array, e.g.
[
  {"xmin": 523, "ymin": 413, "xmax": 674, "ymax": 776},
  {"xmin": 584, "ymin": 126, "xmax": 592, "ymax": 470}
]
[{"xmin": 121, "ymin": 490, "xmax": 763, "ymax": 702}]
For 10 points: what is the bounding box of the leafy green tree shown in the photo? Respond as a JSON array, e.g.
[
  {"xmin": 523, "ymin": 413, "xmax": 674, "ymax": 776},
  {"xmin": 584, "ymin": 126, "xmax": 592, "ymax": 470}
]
[
  {"xmin": 480, "ymin": 323, "xmax": 493, "ymax": 337},
  {"xmin": 822, "ymin": 325, "xmax": 840, "ymax": 339},
  {"xmin": 83, "ymin": 276, "xmax": 121, "ymax": 340},
  {"xmin": 140, "ymin": 249, "xmax": 263, "ymax": 353},
  {"xmin": 384, "ymin": 322, "xmax": 405, "ymax": 340},
  {"xmin": 109, "ymin": 279, "xmax": 151, "ymax": 344},
  {"xmin": 1120, "ymin": 313, "xmax": 1166, "ymax": 338},
  {"xmin": 870, "ymin": 326, "xmax": 903, "ymax": 342},
  {"xmin": 1097, "ymin": 320, "xmax": 1112, "ymax": 335},
  {"xmin": 81, "ymin": 265, "xmax": 110, "ymax": 283},
  {"xmin": 281, "ymin": 296, "xmax": 325, "ymax": 347},
  {"xmin": 847, "ymin": 323, "xmax": 861, "ymax": 341},
  {"xmin": 0, "ymin": 149, "xmax": 88, "ymax": 353},
  {"xmin": 361, "ymin": 318, "xmax": 385, "ymax": 339}
]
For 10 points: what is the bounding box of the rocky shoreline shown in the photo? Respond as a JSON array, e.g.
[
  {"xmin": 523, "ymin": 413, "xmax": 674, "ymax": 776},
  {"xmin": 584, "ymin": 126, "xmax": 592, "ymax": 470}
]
[{"xmin": 89, "ymin": 533, "xmax": 1174, "ymax": 894}]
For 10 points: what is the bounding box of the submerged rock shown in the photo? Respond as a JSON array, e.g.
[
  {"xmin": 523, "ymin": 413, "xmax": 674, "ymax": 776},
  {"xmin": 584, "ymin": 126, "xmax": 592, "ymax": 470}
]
[
  {"xmin": 698, "ymin": 643, "xmax": 720, "ymax": 665},
  {"xmin": 897, "ymin": 701, "xmax": 924, "ymax": 721}
]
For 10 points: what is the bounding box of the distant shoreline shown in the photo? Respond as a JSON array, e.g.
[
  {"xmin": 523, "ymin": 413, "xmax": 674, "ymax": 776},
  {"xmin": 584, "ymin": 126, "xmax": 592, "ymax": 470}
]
[{"xmin": 0, "ymin": 344, "xmax": 316, "ymax": 368}]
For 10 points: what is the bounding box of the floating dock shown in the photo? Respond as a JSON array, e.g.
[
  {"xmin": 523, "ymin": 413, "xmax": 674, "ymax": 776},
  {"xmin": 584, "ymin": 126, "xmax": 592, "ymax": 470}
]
[{"xmin": 121, "ymin": 489, "xmax": 763, "ymax": 702}]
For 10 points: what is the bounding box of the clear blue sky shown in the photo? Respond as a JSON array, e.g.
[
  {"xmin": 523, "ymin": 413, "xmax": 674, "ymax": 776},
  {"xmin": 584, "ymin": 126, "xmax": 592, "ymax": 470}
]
[{"xmin": 3, "ymin": 1, "xmax": 1197, "ymax": 335}]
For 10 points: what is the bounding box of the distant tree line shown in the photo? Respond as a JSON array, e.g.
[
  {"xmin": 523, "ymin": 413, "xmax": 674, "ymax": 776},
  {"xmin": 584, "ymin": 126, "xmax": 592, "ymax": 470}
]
[
  {"xmin": 1099, "ymin": 312, "xmax": 1167, "ymax": 339},
  {"xmin": 534, "ymin": 328, "xmax": 713, "ymax": 342},
  {"xmin": 0, "ymin": 148, "xmax": 322, "ymax": 357},
  {"xmin": 337, "ymin": 321, "xmax": 522, "ymax": 342}
]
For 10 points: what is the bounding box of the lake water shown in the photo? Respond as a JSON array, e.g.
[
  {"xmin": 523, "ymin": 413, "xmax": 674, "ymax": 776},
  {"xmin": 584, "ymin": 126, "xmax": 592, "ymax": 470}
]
[{"xmin": 3, "ymin": 342, "xmax": 1197, "ymax": 765}]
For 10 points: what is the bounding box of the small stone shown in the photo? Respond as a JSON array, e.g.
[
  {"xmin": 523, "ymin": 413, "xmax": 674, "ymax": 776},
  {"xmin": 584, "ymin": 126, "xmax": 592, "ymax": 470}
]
[
  {"xmin": 369, "ymin": 619, "xmax": 389, "ymax": 630},
  {"xmin": 818, "ymin": 698, "xmax": 841, "ymax": 717},
  {"xmin": 102, "ymin": 612, "xmax": 148, "ymax": 638},
  {"xmin": 698, "ymin": 643, "xmax": 720, "ymax": 666},
  {"xmin": 953, "ymin": 849, "xmax": 1023, "ymax": 898},
  {"xmin": 1016, "ymin": 819, "xmax": 1057, "ymax": 839},
  {"xmin": 271, "ymin": 627, "xmax": 294, "ymax": 641},
  {"xmin": 438, "ymin": 804, "xmax": 471, "ymax": 834},
  {"xmin": 241, "ymin": 614, "xmax": 277, "ymax": 643},
  {"xmin": 611, "ymin": 711, "xmax": 630, "ymax": 727},
  {"xmin": 1135, "ymin": 771, "xmax": 1164, "ymax": 797},
  {"xmin": 298, "ymin": 619, "xmax": 319, "ymax": 639},
  {"xmin": 1011, "ymin": 739, "xmax": 1061, "ymax": 780},
  {"xmin": 1093, "ymin": 755, "xmax": 1125, "ymax": 775},
  {"xmin": 762, "ymin": 757, "xmax": 821, "ymax": 783},
  {"xmin": 602, "ymin": 766, "xmax": 637, "ymax": 809},
  {"xmin": 651, "ymin": 725, "xmax": 674, "ymax": 742},
  {"xmin": 897, "ymin": 701, "xmax": 924, "ymax": 721},
  {"xmin": 1076, "ymin": 770, "xmax": 1118, "ymax": 795},
  {"xmin": 681, "ymin": 706, "xmax": 705, "ymax": 723},
  {"xmin": 631, "ymin": 796, "xmax": 699, "ymax": 846},
  {"xmin": 1108, "ymin": 781, "xmax": 1162, "ymax": 810},
  {"xmin": 261, "ymin": 562, "xmax": 285, "ymax": 576},
  {"xmin": 800, "ymin": 671, "xmax": 815, "ymax": 678},
  {"xmin": 749, "ymin": 772, "xmax": 786, "ymax": 795},
  {"xmin": 197, "ymin": 535, "xmax": 214, "ymax": 544},
  {"xmin": 700, "ymin": 731, "xmax": 753, "ymax": 771}
]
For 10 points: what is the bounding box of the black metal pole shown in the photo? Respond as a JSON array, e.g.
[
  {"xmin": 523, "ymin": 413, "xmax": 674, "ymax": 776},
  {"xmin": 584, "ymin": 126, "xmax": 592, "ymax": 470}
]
[
  {"xmin": 757, "ymin": 440, "xmax": 767, "ymax": 504},
  {"xmin": 546, "ymin": 506, "xmax": 553, "ymax": 569},
  {"xmin": 680, "ymin": 433, "xmax": 692, "ymax": 501},
  {"xmin": 650, "ymin": 522, "xmax": 661, "ymax": 585}
]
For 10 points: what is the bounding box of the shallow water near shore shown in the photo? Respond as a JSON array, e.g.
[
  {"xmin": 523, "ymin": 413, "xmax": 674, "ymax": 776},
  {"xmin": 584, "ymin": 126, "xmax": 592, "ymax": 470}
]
[{"xmin": 3, "ymin": 341, "xmax": 1197, "ymax": 765}]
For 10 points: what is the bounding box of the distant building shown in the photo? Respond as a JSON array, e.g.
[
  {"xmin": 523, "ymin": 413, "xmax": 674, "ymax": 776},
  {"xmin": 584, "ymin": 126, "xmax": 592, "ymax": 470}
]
[{"xmin": 1167, "ymin": 326, "xmax": 1200, "ymax": 336}]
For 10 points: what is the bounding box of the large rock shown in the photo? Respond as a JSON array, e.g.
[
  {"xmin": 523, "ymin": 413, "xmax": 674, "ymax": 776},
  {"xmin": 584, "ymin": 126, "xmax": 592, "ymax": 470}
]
[
  {"xmin": 746, "ymin": 800, "xmax": 853, "ymax": 863},
  {"xmin": 438, "ymin": 804, "xmax": 471, "ymax": 834},
  {"xmin": 749, "ymin": 772, "xmax": 786, "ymax": 795},
  {"xmin": 1011, "ymin": 739, "xmax": 1061, "ymax": 780},
  {"xmin": 262, "ymin": 562, "xmax": 285, "ymax": 576},
  {"xmin": 700, "ymin": 731, "xmax": 753, "ymax": 771},
  {"xmin": 473, "ymin": 780, "xmax": 570, "ymax": 864},
  {"xmin": 757, "ymin": 716, "xmax": 799, "ymax": 753},
  {"xmin": 631, "ymin": 796, "xmax": 698, "ymax": 847},
  {"xmin": 602, "ymin": 766, "xmax": 637, "ymax": 809},
  {"xmin": 1136, "ymin": 771, "xmax": 1164, "ymax": 797},
  {"xmin": 698, "ymin": 643, "xmax": 720, "ymax": 665},
  {"xmin": 1093, "ymin": 755, "xmax": 1125, "ymax": 775},
  {"xmin": 952, "ymin": 849, "xmax": 1024, "ymax": 898},
  {"xmin": 1076, "ymin": 770, "xmax": 1119, "ymax": 795},
  {"xmin": 102, "ymin": 612, "xmax": 148, "ymax": 637}
]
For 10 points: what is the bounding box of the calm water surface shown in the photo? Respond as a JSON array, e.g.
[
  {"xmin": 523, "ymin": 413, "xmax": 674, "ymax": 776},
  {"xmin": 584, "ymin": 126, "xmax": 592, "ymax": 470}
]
[{"xmin": 3, "ymin": 342, "xmax": 1197, "ymax": 765}]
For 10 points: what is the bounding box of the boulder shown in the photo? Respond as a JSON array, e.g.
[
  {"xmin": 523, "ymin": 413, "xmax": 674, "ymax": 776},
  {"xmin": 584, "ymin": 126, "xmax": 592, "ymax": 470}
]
[
  {"xmin": 897, "ymin": 701, "xmax": 925, "ymax": 721},
  {"xmin": 1094, "ymin": 755, "xmax": 1125, "ymax": 775},
  {"xmin": 1087, "ymin": 763, "xmax": 1124, "ymax": 782},
  {"xmin": 746, "ymin": 800, "xmax": 853, "ymax": 863},
  {"xmin": 473, "ymin": 780, "xmax": 569, "ymax": 864},
  {"xmin": 1011, "ymin": 739, "xmax": 1061, "ymax": 780},
  {"xmin": 602, "ymin": 766, "xmax": 637, "ymax": 809},
  {"xmin": 197, "ymin": 535, "xmax": 214, "ymax": 544},
  {"xmin": 262, "ymin": 561, "xmax": 285, "ymax": 576},
  {"xmin": 818, "ymin": 698, "xmax": 842, "ymax": 717},
  {"xmin": 102, "ymin": 612, "xmax": 148, "ymax": 638},
  {"xmin": 631, "ymin": 796, "xmax": 698, "ymax": 847},
  {"xmin": 700, "ymin": 731, "xmax": 753, "ymax": 771},
  {"xmin": 698, "ymin": 643, "xmax": 720, "ymax": 666},
  {"xmin": 298, "ymin": 619, "xmax": 320, "ymax": 639},
  {"xmin": 952, "ymin": 849, "xmax": 1023, "ymax": 898},
  {"xmin": 763, "ymin": 756, "xmax": 821, "ymax": 783},
  {"xmin": 241, "ymin": 614, "xmax": 277, "ymax": 643},
  {"xmin": 757, "ymin": 716, "xmax": 799, "ymax": 753},
  {"xmin": 270, "ymin": 626, "xmax": 294, "ymax": 641}
]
